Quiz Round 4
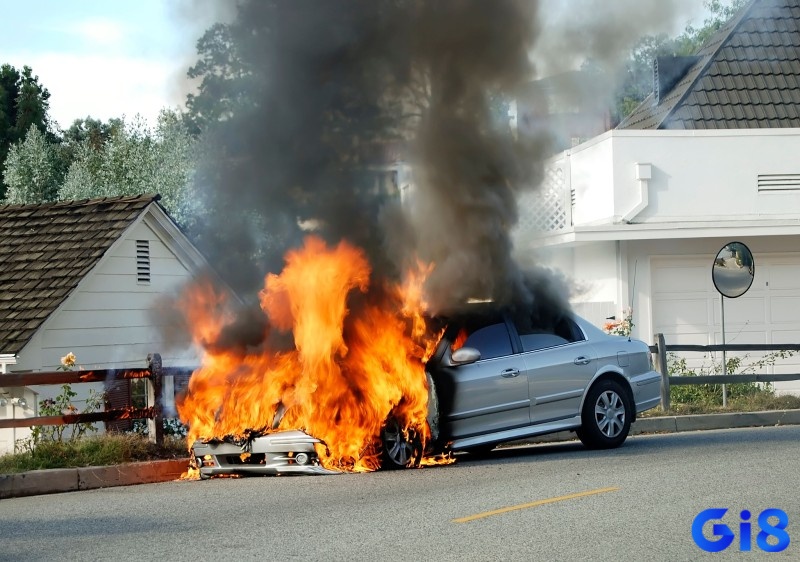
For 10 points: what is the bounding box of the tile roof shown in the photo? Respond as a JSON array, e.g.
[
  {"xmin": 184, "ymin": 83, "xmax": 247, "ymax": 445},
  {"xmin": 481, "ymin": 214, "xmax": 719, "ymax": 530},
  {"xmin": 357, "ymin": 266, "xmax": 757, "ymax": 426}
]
[
  {"xmin": 618, "ymin": 0, "xmax": 800, "ymax": 129},
  {"xmin": 0, "ymin": 195, "xmax": 158, "ymax": 354}
]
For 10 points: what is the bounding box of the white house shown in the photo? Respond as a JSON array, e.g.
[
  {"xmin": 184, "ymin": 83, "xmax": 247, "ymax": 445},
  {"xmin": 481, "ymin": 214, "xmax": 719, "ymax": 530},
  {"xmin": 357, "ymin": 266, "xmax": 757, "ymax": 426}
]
[
  {"xmin": 0, "ymin": 195, "xmax": 212, "ymax": 453},
  {"xmin": 514, "ymin": 0, "xmax": 800, "ymax": 393}
]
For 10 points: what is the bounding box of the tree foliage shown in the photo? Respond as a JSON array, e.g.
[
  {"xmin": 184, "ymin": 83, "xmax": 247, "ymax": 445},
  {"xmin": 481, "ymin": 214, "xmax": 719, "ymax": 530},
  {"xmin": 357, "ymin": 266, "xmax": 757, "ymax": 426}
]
[
  {"xmin": 59, "ymin": 110, "xmax": 197, "ymax": 224},
  {"xmin": 1, "ymin": 107, "xmax": 196, "ymax": 228},
  {"xmin": 2, "ymin": 125, "xmax": 62, "ymax": 204},
  {"xmin": 0, "ymin": 64, "xmax": 53, "ymax": 198}
]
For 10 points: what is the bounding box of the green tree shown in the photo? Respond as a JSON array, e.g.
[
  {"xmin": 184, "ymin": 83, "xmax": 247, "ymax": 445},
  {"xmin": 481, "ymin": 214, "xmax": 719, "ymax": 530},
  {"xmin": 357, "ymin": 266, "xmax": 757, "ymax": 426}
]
[
  {"xmin": 0, "ymin": 64, "xmax": 53, "ymax": 198},
  {"xmin": 59, "ymin": 110, "xmax": 197, "ymax": 225},
  {"xmin": 2, "ymin": 125, "xmax": 61, "ymax": 204},
  {"xmin": 185, "ymin": 22, "xmax": 253, "ymax": 133}
]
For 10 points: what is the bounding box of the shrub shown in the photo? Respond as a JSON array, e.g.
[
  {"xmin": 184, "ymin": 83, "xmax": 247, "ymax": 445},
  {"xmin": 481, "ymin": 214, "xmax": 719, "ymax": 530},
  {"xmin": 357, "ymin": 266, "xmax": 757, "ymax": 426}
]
[{"xmin": 667, "ymin": 351, "xmax": 798, "ymax": 412}]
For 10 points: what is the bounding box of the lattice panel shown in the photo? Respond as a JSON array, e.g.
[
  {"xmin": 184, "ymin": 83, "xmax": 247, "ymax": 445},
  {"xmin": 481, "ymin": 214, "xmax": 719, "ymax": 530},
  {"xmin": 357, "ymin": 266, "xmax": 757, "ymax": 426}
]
[{"xmin": 515, "ymin": 166, "xmax": 568, "ymax": 235}]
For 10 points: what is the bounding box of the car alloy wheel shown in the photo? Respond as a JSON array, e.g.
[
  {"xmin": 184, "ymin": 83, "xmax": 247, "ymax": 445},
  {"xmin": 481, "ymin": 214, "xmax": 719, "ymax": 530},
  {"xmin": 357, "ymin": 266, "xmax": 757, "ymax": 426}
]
[
  {"xmin": 381, "ymin": 417, "xmax": 420, "ymax": 469},
  {"xmin": 576, "ymin": 379, "xmax": 632, "ymax": 450},
  {"xmin": 595, "ymin": 389, "xmax": 626, "ymax": 438}
]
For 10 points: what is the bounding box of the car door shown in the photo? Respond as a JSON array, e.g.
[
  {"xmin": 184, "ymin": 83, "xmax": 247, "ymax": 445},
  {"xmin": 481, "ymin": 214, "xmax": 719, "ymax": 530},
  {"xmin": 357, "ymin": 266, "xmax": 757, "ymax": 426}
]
[
  {"xmin": 511, "ymin": 314, "xmax": 597, "ymax": 424},
  {"xmin": 437, "ymin": 321, "xmax": 530, "ymax": 440}
]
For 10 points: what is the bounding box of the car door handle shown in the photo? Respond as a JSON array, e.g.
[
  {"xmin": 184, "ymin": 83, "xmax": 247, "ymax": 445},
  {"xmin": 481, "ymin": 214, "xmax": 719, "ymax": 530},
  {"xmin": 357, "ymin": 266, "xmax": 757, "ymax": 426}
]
[
  {"xmin": 573, "ymin": 356, "xmax": 591, "ymax": 365},
  {"xmin": 500, "ymin": 368, "xmax": 520, "ymax": 378}
]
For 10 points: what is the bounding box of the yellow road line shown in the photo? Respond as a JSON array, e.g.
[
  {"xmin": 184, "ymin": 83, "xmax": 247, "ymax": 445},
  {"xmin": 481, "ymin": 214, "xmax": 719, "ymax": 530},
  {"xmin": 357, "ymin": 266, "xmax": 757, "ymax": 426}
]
[{"xmin": 452, "ymin": 486, "xmax": 620, "ymax": 523}]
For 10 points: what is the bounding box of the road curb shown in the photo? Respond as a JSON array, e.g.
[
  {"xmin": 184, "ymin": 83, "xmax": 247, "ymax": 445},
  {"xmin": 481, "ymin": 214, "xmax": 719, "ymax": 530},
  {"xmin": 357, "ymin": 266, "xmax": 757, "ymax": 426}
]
[
  {"xmin": 507, "ymin": 409, "xmax": 800, "ymax": 445},
  {"xmin": 0, "ymin": 458, "xmax": 189, "ymax": 500}
]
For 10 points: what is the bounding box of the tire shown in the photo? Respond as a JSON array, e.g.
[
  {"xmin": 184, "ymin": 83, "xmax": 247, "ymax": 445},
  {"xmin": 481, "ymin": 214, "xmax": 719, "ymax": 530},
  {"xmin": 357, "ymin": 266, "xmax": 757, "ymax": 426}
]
[
  {"xmin": 380, "ymin": 417, "xmax": 421, "ymax": 470},
  {"xmin": 576, "ymin": 379, "xmax": 632, "ymax": 450}
]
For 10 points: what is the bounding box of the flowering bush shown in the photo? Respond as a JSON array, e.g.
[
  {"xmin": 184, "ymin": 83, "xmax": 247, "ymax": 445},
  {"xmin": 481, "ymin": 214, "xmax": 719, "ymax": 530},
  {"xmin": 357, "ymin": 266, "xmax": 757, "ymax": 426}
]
[
  {"xmin": 60, "ymin": 352, "xmax": 76, "ymax": 369},
  {"xmin": 603, "ymin": 308, "xmax": 633, "ymax": 337},
  {"xmin": 29, "ymin": 353, "xmax": 103, "ymax": 445}
]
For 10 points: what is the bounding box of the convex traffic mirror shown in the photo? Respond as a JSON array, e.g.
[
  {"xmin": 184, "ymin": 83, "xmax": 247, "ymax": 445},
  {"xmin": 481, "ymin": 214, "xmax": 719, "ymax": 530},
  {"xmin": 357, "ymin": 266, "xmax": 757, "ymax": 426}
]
[{"xmin": 712, "ymin": 241, "xmax": 755, "ymax": 298}]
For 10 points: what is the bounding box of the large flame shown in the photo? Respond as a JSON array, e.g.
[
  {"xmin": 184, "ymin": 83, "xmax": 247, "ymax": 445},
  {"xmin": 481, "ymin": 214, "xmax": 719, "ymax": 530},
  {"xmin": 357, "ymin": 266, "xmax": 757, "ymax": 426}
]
[{"xmin": 177, "ymin": 236, "xmax": 438, "ymax": 472}]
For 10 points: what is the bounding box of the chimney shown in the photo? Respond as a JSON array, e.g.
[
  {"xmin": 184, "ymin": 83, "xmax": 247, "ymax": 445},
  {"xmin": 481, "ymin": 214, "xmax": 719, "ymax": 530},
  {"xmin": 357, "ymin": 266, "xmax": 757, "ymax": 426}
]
[{"xmin": 653, "ymin": 56, "xmax": 700, "ymax": 104}]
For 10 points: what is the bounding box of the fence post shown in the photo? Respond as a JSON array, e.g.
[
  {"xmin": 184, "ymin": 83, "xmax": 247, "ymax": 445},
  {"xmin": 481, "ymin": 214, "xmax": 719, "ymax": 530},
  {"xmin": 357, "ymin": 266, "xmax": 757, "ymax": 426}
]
[
  {"xmin": 655, "ymin": 333, "xmax": 670, "ymax": 412},
  {"xmin": 146, "ymin": 353, "xmax": 164, "ymax": 446}
]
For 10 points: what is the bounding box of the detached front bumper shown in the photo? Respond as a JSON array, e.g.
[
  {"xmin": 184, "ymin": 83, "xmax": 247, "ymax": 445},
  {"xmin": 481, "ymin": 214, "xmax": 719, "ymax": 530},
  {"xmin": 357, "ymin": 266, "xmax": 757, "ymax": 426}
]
[{"xmin": 192, "ymin": 429, "xmax": 339, "ymax": 478}]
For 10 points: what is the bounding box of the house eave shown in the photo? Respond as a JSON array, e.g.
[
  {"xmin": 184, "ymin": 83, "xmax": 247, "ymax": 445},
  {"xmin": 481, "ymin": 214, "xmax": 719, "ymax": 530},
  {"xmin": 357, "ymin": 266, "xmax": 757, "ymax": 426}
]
[{"xmin": 527, "ymin": 218, "xmax": 800, "ymax": 248}]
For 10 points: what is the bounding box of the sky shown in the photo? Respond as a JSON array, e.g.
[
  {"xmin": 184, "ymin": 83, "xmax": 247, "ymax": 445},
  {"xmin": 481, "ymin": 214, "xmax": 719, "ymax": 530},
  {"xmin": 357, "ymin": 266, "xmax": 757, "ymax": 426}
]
[
  {"xmin": 0, "ymin": 0, "xmax": 707, "ymax": 131},
  {"xmin": 0, "ymin": 0, "xmax": 221, "ymax": 129}
]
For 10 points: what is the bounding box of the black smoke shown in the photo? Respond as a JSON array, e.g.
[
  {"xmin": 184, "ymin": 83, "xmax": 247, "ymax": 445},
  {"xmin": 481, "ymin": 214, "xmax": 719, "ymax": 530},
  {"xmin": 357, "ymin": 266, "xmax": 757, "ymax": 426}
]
[{"xmin": 187, "ymin": 0, "xmax": 560, "ymax": 317}]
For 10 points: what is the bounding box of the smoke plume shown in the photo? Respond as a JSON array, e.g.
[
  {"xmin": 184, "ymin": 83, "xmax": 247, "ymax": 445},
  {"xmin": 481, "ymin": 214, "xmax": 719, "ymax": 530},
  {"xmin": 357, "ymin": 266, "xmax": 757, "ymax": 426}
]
[{"xmin": 184, "ymin": 0, "xmax": 560, "ymax": 317}]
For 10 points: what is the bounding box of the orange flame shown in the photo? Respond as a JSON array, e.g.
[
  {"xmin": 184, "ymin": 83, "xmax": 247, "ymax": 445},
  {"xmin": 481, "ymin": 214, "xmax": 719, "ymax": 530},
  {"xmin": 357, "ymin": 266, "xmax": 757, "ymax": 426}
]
[{"xmin": 177, "ymin": 236, "xmax": 439, "ymax": 472}]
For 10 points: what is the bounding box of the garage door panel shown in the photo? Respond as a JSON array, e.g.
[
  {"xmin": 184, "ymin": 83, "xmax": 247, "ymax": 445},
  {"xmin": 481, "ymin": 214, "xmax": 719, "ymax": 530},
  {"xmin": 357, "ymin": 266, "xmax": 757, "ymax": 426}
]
[
  {"xmin": 770, "ymin": 329, "xmax": 800, "ymax": 345},
  {"xmin": 653, "ymin": 265, "xmax": 708, "ymax": 293},
  {"xmin": 712, "ymin": 296, "xmax": 766, "ymax": 325},
  {"xmin": 768, "ymin": 264, "xmax": 800, "ymax": 289},
  {"xmin": 710, "ymin": 328, "xmax": 767, "ymax": 344},
  {"xmin": 654, "ymin": 298, "xmax": 709, "ymax": 327},
  {"xmin": 770, "ymin": 296, "xmax": 800, "ymax": 323}
]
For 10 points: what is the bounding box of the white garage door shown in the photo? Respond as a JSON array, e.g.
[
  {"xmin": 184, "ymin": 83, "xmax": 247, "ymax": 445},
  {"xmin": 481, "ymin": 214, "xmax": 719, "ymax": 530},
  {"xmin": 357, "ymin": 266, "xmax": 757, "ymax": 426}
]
[{"xmin": 652, "ymin": 254, "xmax": 800, "ymax": 394}]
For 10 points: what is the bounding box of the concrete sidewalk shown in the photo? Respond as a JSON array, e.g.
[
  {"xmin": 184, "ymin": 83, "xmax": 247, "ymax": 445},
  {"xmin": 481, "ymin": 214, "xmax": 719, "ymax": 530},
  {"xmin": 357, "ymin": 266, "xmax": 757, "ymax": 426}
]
[{"xmin": 2, "ymin": 409, "xmax": 799, "ymax": 500}]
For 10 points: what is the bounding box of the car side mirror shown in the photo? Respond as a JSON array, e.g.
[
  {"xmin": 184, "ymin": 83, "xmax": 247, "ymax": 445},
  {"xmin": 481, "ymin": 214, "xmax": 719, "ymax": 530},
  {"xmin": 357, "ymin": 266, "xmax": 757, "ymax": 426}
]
[{"xmin": 451, "ymin": 347, "xmax": 481, "ymax": 365}]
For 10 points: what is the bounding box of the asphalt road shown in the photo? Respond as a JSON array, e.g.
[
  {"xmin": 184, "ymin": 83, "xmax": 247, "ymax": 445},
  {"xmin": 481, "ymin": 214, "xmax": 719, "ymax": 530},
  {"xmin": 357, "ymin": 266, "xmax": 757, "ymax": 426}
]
[{"xmin": 1, "ymin": 426, "xmax": 798, "ymax": 561}]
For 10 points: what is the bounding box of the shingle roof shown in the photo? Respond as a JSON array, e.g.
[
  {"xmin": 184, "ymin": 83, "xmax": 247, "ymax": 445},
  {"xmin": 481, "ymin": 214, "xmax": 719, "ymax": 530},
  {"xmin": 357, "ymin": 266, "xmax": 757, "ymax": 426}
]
[
  {"xmin": 618, "ymin": 0, "xmax": 800, "ymax": 129},
  {"xmin": 0, "ymin": 195, "xmax": 158, "ymax": 354}
]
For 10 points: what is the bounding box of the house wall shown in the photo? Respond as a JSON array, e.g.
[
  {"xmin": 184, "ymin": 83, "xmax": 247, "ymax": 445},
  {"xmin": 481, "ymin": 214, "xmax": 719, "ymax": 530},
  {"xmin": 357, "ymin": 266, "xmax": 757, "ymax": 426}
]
[
  {"xmin": 566, "ymin": 129, "xmax": 800, "ymax": 224},
  {"xmin": 537, "ymin": 242, "xmax": 619, "ymax": 327},
  {"xmin": 12, "ymin": 215, "xmax": 200, "ymax": 415}
]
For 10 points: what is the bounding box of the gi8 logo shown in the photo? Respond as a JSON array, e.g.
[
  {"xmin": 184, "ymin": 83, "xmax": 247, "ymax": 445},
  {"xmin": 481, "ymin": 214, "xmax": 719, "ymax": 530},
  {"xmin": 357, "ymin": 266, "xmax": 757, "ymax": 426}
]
[{"xmin": 691, "ymin": 508, "xmax": 790, "ymax": 553}]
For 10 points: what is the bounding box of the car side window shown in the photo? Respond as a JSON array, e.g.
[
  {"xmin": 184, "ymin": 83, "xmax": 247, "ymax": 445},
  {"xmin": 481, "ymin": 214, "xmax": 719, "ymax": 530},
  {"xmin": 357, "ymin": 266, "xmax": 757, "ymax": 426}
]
[
  {"xmin": 512, "ymin": 311, "xmax": 585, "ymax": 352},
  {"xmin": 519, "ymin": 333, "xmax": 569, "ymax": 352},
  {"xmin": 462, "ymin": 323, "xmax": 513, "ymax": 360}
]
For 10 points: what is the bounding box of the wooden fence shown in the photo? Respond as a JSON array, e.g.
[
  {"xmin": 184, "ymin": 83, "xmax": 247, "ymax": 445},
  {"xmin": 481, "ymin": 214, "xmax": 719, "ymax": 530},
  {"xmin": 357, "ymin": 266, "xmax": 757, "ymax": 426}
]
[
  {"xmin": 0, "ymin": 353, "xmax": 195, "ymax": 445},
  {"xmin": 650, "ymin": 334, "xmax": 800, "ymax": 411}
]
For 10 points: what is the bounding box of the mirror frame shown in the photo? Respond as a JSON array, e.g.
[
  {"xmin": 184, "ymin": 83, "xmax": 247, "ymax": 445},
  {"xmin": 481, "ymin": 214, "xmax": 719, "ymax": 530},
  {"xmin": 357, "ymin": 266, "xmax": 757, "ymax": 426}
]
[{"xmin": 712, "ymin": 241, "xmax": 755, "ymax": 299}]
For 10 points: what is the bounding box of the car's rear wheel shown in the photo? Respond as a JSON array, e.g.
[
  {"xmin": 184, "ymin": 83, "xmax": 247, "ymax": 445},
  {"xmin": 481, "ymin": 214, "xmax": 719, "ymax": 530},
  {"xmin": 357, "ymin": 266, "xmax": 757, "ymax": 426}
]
[
  {"xmin": 380, "ymin": 417, "xmax": 421, "ymax": 470},
  {"xmin": 576, "ymin": 379, "xmax": 631, "ymax": 449}
]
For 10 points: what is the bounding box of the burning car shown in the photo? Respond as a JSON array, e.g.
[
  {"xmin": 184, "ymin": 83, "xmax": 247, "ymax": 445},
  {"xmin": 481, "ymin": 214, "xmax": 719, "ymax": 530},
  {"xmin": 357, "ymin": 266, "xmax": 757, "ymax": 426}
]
[
  {"xmin": 378, "ymin": 305, "xmax": 661, "ymax": 468},
  {"xmin": 191, "ymin": 299, "xmax": 661, "ymax": 478}
]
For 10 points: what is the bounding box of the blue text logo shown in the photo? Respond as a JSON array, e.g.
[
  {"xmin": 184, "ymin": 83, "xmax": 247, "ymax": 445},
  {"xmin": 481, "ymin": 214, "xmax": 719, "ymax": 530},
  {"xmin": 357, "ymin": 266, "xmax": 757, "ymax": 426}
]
[{"xmin": 692, "ymin": 508, "xmax": 790, "ymax": 553}]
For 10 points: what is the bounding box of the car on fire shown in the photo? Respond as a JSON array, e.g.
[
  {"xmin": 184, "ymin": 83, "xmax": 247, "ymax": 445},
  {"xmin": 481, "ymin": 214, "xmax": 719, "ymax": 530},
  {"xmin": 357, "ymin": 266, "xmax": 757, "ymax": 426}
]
[{"xmin": 193, "ymin": 305, "xmax": 661, "ymax": 477}]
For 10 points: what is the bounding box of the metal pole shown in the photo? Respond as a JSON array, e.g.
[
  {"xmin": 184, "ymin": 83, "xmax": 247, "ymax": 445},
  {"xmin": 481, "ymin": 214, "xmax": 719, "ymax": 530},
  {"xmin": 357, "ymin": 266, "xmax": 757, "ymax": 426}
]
[
  {"xmin": 721, "ymin": 294, "xmax": 728, "ymax": 408},
  {"xmin": 656, "ymin": 333, "xmax": 670, "ymax": 411}
]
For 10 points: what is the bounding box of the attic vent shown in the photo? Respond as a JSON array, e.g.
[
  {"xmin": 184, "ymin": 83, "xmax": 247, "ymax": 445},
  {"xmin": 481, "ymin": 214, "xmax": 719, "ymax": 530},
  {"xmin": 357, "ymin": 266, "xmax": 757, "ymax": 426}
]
[
  {"xmin": 758, "ymin": 174, "xmax": 800, "ymax": 192},
  {"xmin": 136, "ymin": 240, "xmax": 151, "ymax": 284},
  {"xmin": 653, "ymin": 56, "xmax": 700, "ymax": 104}
]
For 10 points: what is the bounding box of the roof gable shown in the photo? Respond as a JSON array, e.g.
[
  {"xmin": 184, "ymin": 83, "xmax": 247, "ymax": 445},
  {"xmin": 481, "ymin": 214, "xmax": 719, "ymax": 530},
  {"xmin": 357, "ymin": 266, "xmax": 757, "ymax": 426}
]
[
  {"xmin": 618, "ymin": 0, "xmax": 800, "ymax": 129},
  {"xmin": 0, "ymin": 195, "xmax": 158, "ymax": 354}
]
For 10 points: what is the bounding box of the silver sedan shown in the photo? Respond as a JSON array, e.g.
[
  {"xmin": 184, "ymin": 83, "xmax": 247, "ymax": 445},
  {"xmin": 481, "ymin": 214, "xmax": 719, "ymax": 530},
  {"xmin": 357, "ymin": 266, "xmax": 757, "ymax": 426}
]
[{"xmin": 192, "ymin": 308, "xmax": 661, "ymax": 476}]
